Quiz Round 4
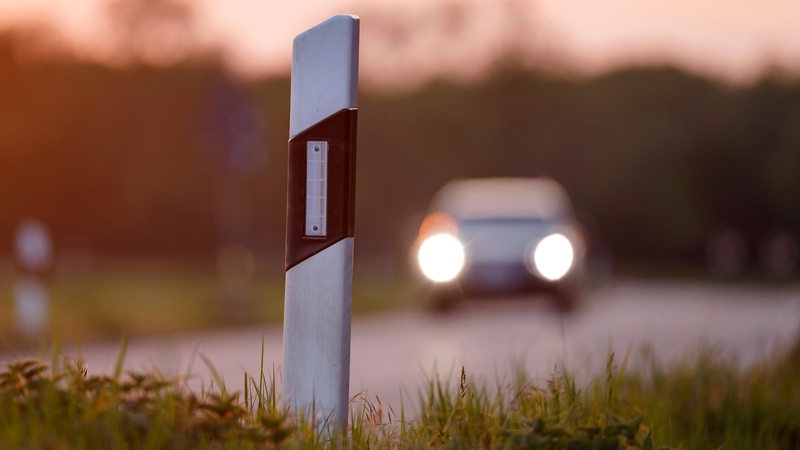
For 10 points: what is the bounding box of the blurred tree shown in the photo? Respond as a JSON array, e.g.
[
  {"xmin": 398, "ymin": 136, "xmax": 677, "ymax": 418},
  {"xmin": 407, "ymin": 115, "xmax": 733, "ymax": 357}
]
[
  {"xmin": 0, "ymin": 24, "xmax": 798, "ymax": 276},
  {"xmin": 106, "ymin": 0, "xmax": 200, "ymax": 65}
]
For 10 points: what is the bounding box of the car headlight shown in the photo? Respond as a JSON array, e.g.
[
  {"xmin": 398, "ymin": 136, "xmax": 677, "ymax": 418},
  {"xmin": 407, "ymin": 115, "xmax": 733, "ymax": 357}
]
[
  {"xmin": 532, "ymin": 233, "xmax": 575, "ymax": 281},
  {"xmin": 417, "ymin": 233, "xmax": 465, "ymax": 282}
]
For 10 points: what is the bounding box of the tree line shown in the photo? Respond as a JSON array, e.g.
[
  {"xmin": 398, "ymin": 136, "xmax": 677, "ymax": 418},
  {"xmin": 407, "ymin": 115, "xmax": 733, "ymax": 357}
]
[{"xmin": 1, "ymin": 31, "xmax": 798, "ymax": 276}]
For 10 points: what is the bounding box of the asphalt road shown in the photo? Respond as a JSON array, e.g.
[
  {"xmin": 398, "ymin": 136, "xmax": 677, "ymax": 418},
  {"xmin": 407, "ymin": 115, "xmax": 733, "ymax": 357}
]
[{"xmin": 9, "ymin": 279, "xmax": 800, "ymax": 412}]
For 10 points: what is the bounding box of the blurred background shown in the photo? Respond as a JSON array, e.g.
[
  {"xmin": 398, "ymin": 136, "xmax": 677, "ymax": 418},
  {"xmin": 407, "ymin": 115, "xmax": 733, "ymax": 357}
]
[{"xmin": 1, "ymin": 0, "xmax": 799, "ymax": 345}]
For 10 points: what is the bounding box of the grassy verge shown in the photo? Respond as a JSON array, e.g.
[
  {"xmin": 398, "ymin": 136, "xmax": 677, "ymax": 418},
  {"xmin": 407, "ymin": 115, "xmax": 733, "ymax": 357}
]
[
  {"xmin": 0, "ymin": 260, "xmax": 414, "ymax": 346},
  {"xmin": 619, "ymin": 345, "xmax": 800, "ymax": 449},
  {"xmin": 3, "ymin": 342, "xmax": 798, "ymax": 449}
]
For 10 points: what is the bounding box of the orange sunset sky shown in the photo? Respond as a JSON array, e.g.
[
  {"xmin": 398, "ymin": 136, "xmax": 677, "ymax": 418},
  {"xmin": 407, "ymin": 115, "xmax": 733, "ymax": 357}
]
[{"xmin": 0, "ymin": 0, "xmax": 798, "ymax": 88}]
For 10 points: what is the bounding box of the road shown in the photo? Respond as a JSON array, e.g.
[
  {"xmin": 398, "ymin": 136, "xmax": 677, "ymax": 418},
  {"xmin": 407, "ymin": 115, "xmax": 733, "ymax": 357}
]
[{"xmin": 6, "ymin": 279, "xmax": 800, "ymax": 412}]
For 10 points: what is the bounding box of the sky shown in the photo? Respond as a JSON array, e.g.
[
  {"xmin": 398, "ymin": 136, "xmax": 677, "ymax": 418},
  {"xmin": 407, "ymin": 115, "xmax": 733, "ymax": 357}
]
[{"xmin": 0, "ymin": 0, "xmax": 798, "ymax": 88}]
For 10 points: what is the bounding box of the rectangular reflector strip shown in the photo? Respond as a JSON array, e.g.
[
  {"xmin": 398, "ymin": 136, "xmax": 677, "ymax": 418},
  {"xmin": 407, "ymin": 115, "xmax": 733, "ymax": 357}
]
[{"xmin": 305, "ymin": 141, "xmax": 328, "ymax": 236}]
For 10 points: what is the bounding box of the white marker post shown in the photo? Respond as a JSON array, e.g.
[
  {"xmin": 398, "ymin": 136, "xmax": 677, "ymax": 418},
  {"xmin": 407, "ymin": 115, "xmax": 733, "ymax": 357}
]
[
  {"xmin": 283, "ymin": 15, "xmax": 359, "ymax": 429},
  {"xmin": 14, "ymin": 219, "xmax": 52, "ymax": 338}
]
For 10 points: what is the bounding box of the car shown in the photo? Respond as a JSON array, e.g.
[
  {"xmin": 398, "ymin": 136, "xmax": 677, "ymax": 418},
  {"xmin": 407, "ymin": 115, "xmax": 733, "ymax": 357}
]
[{"xmin": 413, "ymin": 177, "xmax": 587, "ymax": 311}]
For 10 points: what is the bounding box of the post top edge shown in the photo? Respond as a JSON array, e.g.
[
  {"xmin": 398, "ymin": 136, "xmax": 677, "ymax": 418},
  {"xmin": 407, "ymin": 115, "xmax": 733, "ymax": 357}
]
[{"xmin": 294, "ymin": 15, "xmax": 359, "ymax": 43}]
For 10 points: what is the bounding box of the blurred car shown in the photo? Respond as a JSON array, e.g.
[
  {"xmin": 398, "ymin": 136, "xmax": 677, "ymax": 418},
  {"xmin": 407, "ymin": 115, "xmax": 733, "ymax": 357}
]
[{"xmin": 413, "ymin": 177, "xmax": 587, "ymax": 310}]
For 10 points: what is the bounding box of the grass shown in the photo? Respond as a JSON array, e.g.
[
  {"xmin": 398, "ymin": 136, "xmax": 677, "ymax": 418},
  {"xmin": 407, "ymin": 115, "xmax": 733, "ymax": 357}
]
[
  {"xmin": 0, "ymin": 259, "xmax": 414, "ymax": 346},
  {"xmin": 3, "ymin": 340, "xmax": 798, "ymax": 449},
  {"xmin": 618, "ymin": 345, "xmax": 800, "ymax": 449},
  {"xmin": 0, "ymin": 352, "xmax": 656, "ymax": 449}
]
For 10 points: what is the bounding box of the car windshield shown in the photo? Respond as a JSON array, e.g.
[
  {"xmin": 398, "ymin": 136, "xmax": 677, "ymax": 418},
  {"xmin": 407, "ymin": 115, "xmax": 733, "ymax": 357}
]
[{"xmin": 457, "ymin": 217, "xmax": 559, "ymax": 262}]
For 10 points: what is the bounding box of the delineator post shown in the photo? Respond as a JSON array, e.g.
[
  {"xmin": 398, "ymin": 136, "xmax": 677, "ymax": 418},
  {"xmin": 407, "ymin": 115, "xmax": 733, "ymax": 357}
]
[{"xmin": 283, "ymin": 14, "xmax": 359, "ymax": 428}]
